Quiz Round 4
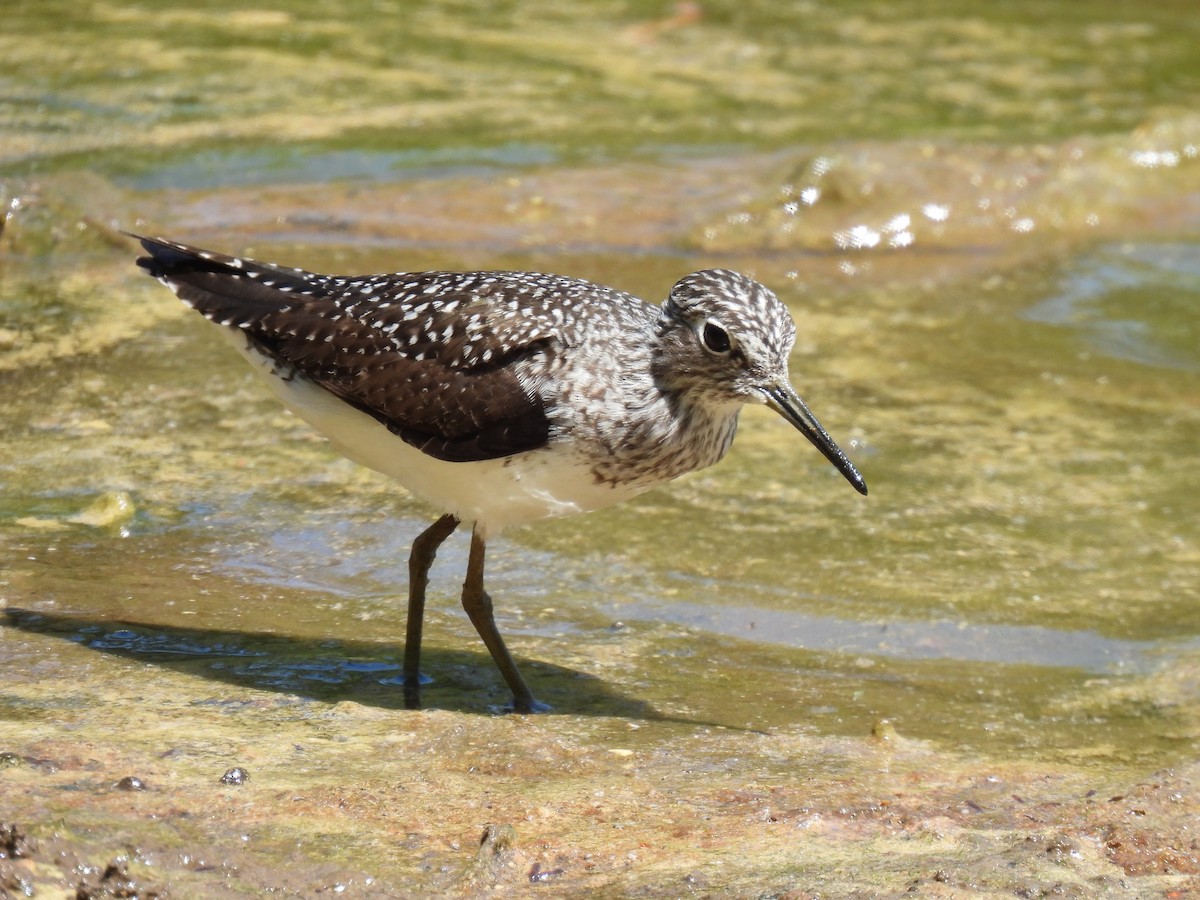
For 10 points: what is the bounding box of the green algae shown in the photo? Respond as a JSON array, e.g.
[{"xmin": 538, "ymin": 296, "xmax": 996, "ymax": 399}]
[
  {"xmin": 4, "ymin": 0, "xmax": 1200, "ymax": 175},
  {"xmin": 2, "ymin": 0, "xmax": 1199, "ymax": 894}
]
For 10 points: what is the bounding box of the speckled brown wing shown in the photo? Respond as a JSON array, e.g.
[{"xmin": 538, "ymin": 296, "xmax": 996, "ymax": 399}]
[{"xmin": 134, "ymin": 236, "xmax": 557, "ymax": 462}]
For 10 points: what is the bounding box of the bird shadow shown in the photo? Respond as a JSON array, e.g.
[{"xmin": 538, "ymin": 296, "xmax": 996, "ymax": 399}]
[{"xmin": 4, "ymin": 607, "xmax": 746, "ymax": 730}]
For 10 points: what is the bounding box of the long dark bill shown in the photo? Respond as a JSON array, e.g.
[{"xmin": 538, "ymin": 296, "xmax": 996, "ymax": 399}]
[{"xmin": 762, "ymin": 384, "xmax": 868, "ymax": 496}]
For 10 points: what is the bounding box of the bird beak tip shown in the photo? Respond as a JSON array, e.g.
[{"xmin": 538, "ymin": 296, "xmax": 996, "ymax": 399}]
[{"xmin": 761, "ymin": 383, "xmax": 868, "ymax": 497}]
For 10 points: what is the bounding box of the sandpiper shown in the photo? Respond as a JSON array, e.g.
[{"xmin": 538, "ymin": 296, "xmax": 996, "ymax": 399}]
[{"xmin": 133, "ymin": 235, "xmax": 867, "ymax": 712}]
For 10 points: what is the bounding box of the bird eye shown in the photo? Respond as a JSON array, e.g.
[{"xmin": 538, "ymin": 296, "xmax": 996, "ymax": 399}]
[{"xmin": 701, "ymin": 321, "xmax": 731, "ymax": 354}]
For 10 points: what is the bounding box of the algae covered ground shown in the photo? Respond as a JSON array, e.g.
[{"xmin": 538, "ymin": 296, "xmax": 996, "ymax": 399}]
[{"xmin": 2, "ymin": 1, "xmax": 1199, "ymax": 895}]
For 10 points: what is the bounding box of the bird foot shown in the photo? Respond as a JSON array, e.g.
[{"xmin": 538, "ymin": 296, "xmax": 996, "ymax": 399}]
[{"xmin": 500, "ymin": 697, "xmax": 553, "ymax": 715}]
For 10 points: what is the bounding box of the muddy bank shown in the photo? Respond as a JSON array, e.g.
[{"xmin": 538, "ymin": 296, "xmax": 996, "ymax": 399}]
[
  {"xmin": 2, "ymin": 2, "xmax": 1198, "ymax": 890},
  {"xmin": 2, "ymin": 602, "xmax": 1198, "ymax": 897}
]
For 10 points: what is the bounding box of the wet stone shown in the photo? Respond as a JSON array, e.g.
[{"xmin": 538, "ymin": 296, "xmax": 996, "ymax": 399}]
[
  {"xmin": 871, "ymin": 718, "xmax": 899, "ymax": 742},
  {"xmin": 458, "ymin": 824, "xmax": 518, "ymax": 890},
  {"xmin": 0, "ymin": 824, "xmax": 35, "ymax": 860},
  {"xmin": 528, "ymin": 862, "xmax": 564, "ymax": 883},
  {"xmin": 74, "ymin": 860, "xmax": 163, "ymax": 900},
  {"xmin": 219, "ymin": 767, "xmax": 250, "ymax": 786},
  {"xmin": 0, "ymin": 753, "xmax": 24, "ymax": 769},
  {"xmin": 116, "ymin": 776, "xmax": 146, "ymax": 792}
]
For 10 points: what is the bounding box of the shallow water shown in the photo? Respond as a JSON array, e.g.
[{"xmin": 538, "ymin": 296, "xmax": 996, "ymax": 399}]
[{"xmin": 2, "ymin": 1, "xmax": 1199, "ymax": 895}]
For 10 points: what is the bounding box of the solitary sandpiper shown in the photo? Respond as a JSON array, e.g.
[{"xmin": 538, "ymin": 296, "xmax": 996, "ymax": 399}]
[{"xmin": 133, "ymin": 235, "xmax": 867, "ymax": 712}]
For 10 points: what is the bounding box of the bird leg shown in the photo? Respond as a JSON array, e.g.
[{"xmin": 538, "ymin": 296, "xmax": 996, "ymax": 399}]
[
  {"xmin": 403, "ymin": 513, "xmax": 459, "ymax": 708},
  {"xmin": 462, "ymin": 527, "xmax": 548, "ymax": 713}
]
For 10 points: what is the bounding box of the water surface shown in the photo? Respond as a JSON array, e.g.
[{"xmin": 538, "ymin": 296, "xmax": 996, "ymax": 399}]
[{"xmin": 2, "ymin": 1, "xmax": 1198, "ymax": 895}]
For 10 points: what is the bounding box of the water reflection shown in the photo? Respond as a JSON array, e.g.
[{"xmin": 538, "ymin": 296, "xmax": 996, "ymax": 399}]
[
  {"xmin": 1023, "ymin": 242, "xmax": 1200, "ymax": 371},
  {"xmin": 120, "ymin": 144, "xmax": 561, "ymax": 191},
  {"xmin": 203, "ymin": 517, "xmax": 1173, "ymax": 674}
]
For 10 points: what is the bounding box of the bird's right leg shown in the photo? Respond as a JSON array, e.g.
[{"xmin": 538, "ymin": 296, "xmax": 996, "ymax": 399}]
[{"xmin": 403, "ymin": 514, "xmax": 459, "ymax": 708}]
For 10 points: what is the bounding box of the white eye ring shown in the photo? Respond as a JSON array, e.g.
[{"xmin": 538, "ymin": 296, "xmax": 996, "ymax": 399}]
[{"xmin": 701, "ymin": 320, "xmax": 731, "ymax": 354}]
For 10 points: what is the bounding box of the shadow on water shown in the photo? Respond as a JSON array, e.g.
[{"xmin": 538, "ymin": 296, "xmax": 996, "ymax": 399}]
[{"xmin": 2, "ymin": 607, "xmax": 746, "ymax": 731}]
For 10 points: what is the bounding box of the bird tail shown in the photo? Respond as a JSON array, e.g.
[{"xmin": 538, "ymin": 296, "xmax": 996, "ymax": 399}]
[{"xmin": 129, "ymin": 233, "xmax": 321, "ymax": 328}]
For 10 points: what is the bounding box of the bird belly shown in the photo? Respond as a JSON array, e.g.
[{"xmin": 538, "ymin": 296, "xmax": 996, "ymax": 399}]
[{"xmin": 224, "ymin": 332, "xmax": 646, "ymax": 534}]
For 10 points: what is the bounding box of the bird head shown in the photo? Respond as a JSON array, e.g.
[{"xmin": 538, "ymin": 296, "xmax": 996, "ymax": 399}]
[{"xmin": 655, "ymin": 269, "xmax": 867, "ymax": 495}]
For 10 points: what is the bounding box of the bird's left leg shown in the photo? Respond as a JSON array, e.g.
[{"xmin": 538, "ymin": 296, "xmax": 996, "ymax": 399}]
[{"xmin": 461, "ymin": 526, "xmax": 549, "ymax": 713}]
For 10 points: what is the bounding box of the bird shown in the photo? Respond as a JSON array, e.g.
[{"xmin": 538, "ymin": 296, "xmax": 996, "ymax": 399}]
[{"xmin": 131, "ymin": 234, "xmax": 867, "ymax": 713}]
